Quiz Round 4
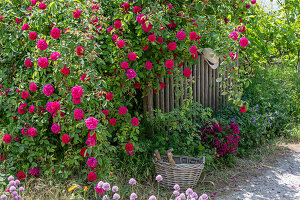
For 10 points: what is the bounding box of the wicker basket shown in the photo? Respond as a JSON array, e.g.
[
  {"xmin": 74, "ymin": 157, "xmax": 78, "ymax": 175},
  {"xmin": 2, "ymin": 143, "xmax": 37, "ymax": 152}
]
[{"xmin": 154, "ymin": 149, "xmax": 205, "ymax": 190}]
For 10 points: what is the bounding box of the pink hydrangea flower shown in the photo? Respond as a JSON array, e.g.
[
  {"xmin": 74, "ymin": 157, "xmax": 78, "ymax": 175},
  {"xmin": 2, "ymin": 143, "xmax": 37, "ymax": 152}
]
[
  {"xmin": 38, "ymin": 57, "xmax": 49, "ymax": 68},
  {"xmin": 51, "ymin": 123, "xmax": 61, "ymax": 134},
  {"xmin": 74, "ymin": 109, "xmax": 84, "ymax": 120},
  {"xmin": 50, "ymin": 28, "xmax": 61, "ymax": 39},
  {"xmin": 125, "ymin": 69, "xmax": 136, "ymax": 79},
  {"xmin": 85, "ymin": 117, "xmax": 98, "ymax": 130},
  {"xmin": 37, "ymin": 39, "xmax": 48, "ymax": 50},
  {"xmin": 43, "ymin": 84, "xmax": 54, "ymax": 96},
  {"xmin": 50, "ymin": 52, "xmax": 60, "ymax": 61}
]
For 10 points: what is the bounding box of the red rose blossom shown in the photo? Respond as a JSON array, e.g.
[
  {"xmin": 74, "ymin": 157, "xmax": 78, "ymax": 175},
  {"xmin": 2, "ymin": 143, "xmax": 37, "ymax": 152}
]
[
  {"xmin": 165, "ymin": 59, "xmax": 174, "ymax": 69},
  {"xmin": 176, "ymin": 31, "xmax": 186, "ymax": 40},
  {"xmin": 38, "ymin": 3, "xmax": 47, "ymax": 10},
  {"xmin": 76, "ymin": 46, "xmax": 85, "ymax": 56},
  {"xmin": 121, "ymin": 62, "xmax": 129, "ymax": 70},
  {"xmin": 128, "ymin": 52, "xmax": 137, "ymax": 61},
  {"xmin": 87, "ymin": 171, "xmax": 97, "ymax": 181},
  {"xmin": 109, "ymin": 118, "xmax": 117, "ymax": 126},
  {"xmin": 61, "ymin": 65, "xmax": 70, "ymax": 76},
  {"xmin": 240, "ymin": 106, "xmax": 247, "ymax": 113},
  {"xmin": 131, "ymin": 117, "xmax": 139, "ymax": 126},
  {"xmin": 125, "ymin": 143, "xmax": 134, "ymax": 151},
  {"xmin": 21, "ymin": 91, "xmax": 29, "ymax": 99},
  {"xmin": 61, "ymin": 134, "xmax": 70, "ymax": 144},
  {"xmin": 156, "ymin": 37, "xmax": 163, "ymax": 44},
  {"xmin": 25, "ymin": 59, "xmax": 33, "ymax": 68},
  {"xmin": 80, "ymin": 148, "xmax": 89, "ymax": 157},
  {"xmin": 73, "ymin": 9, "xmax": 81, "ymax": 19},
  {"xmin": 145, "ymin": 61, "xmax": 153, "ymax": 70},
  {"xmin": 167, "ymin": 42, "xmax": 177, "ymax": 51},
  {"xmin": 37, "ymin": 39, "xmax": 48, "ymax": 50},
  {"xmin": 17, "ymin": 171, "xmax": 26, "ymax": 180},
  {"xmin": 102, "ymin": 110, "xmax": 109, "ymax": 116},
  {"xmin": 133, "ymin": 6, "xmax": 141, "ymax": 13},
  {"xmin": 183, "ymin": 68, "xmax": 192, "ymax": 77},
  {"xmin": 106, "ymin": 92, "xmax": 113, "ymax": 100},
  {"xmin": 114, "ymin": 20, "xmax": 122, "ymax": 29},
  {"xmin": 3, "ymin": 134, "xmax": 12, "ymax": 143},
  {"xmin": 29, "ymin": 32, "xmax": 37, "ymax": 40},
  {"xmin": 116, "ymin": 40, "xmax": 125, "ymax": 48},
  {"xmin": 50, "ymin": 28, "xmax": 61, "ymax": 39},
  {"xmin": 119, "ymin": 106, "xmax": 127, "ymax": 115},
  {"xmin": 190, "ymin": 32, "xmax": 198, "ymax": 41},
  {"xmin": 148, "ymin": 34, "xmax": 156, "ymax": 42}
]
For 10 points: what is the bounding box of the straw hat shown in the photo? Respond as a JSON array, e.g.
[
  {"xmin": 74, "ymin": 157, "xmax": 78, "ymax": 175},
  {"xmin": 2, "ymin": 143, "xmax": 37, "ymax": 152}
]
[{"xmin": 202, "ymin": 48, "xmax": 219, "ymax": 69}]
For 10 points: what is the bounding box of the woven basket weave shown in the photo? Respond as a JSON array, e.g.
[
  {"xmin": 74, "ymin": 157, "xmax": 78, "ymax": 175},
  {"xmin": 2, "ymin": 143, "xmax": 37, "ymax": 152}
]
[{"xmin": 154, "ymin": 149, "xmax": 205, "ymax": 190}]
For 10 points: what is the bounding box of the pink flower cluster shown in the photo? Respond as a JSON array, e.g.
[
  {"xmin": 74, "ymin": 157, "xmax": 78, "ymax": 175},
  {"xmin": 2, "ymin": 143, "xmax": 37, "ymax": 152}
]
[{"xmin": 71, "ymin": 86, "xmax": 83, "ymax": 104}]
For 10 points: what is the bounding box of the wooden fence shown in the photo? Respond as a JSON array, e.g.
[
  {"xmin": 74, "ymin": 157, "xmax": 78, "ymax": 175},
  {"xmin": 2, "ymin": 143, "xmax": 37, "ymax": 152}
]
[{"xmin": 150, "ymin": 54, "xmax": 230, "ymax": 113}]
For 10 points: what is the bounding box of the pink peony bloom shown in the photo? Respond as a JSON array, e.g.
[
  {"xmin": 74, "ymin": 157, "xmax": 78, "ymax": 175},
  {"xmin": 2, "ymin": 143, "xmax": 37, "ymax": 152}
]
[
  {"xmin": 43, "ymin": 84, "xmax": 54, "ymax": 96},
  {"xmin": 37, "ymin": 39, "xmax": 48, "ymax": 50},
  {"xmin": 177, "ymin": 31, "xmax": 186, "ymax": 40},
  {"xmin": 145, "ymin": 61, "xmax": 153, "ymax": 70},
  {"xmin": 28, "ymin": 127, "xmax": 37, "ymax": 137},
  {"xmin": 121, "ymin": 62, "xmax": 129, "ymax": 70},
  {"xmin": 73, "ymin": 9, "xmax": 81, "ymax": 19},
  {"xmin": 125, "ymin": 69, "xmax": 136, "ymax": 79},
  {"xmin": 50, "ymin": 52, "xmax": 60, "ymax": 61},
  {"xmin": 128, "ymin": 52, "xmax": 137, "ymax": 61},
  {"xmin": 131, "ymin": 117, "xmax": 139, "ymax": 126},
  {"xmin": 119, "ymin": 107, "xmax": 127, "ymax": 115},
  {"xmin": 29, "ymin": 32, "xmax": 37, "ymax": 40},
  {"xmin": 50, "ymin": 28, "xmax": 61, "ymax": 39},
  {"xmin": 85, "ymin": 117, "xmax": 98, "ymax": 130},
  {"xmin": 71, "ymin": 86, "xmax": 83, "ymax": 98},
  {"xmin": 74, "ymin": 109, "xmax": 84, "ymax": 120},
  {"xmin": 25, "ymin": 59, "xmax": 33, "ymax": 68},
  {"xmin": 51, "ymin": 123, "xmax": 61, "ymax": 134},
  {"xmin": 38, "ymin": 57, "xmax": 49, "ymax": 68},
  {"xmin": 239, "ymin": 37, "xmax": 249, "ymax": 47}
]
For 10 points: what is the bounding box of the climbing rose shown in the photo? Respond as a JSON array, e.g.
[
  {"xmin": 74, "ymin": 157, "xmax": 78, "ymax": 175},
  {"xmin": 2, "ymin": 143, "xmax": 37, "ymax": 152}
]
[
  {"xmin": 106, "ymin": 92, "xmax": 113, "ymax": 100},
  {"xmin": 25, "ymin": 59, "xmax": 33, "ymax": 68},
  {"xmin": 121, "ymin": 62, "xmax": 129, "ymax": 70},
  {"xmin": 167, "ymin": 42, "xmax": 177, "ymax": 51},
  {"xmin": 29, "ymin": 32, "xmax": 37, "ymax": 40},
  {"xmin": 148, "ymin": 34, "xmax": 156, "ymax": 42},
  {"xmin": 125, "ymin": 69, "xmax": 136, "ymax": 79},
  {"xmin": 3, "ymin": 134, "xmax": 12, "ymax": 143},
  {"xmin": 86, "ymin": 137, "xmax": 96, "ymax": 147},
  {"xmin": 15, "ymin": 17, "xmax": 23, "ymax": 24},
  {"xmin": 131, "ymin": 117, "xmax": 139, "ymax": 126},
  {"xmin": 156, "ymin": 37, "xmax": 163, "ymax": 44},
  {"xmin": 190, "ymin": 32, "xmax": 198, "ymax": 40},
  {"xmin": 61, "ymin": 65, "xmax": 70, "ymax": 76},
  {"xmin": 85, "ymin": 117, "xmax": 98, "ymax": 130},
  {"xmin": 38, "ymin": 3, "xmax": 46, "ymax": 10},
  {"xmin": 38, "ymin": 57, "xmax": 49, "ymax": 68},
  {"xmin": 239, "ymin": 37, "xmax": 249, "ymax": 47},
  {"xmin": 121, "ymin": 2, "xmax": 130, "ymax": 9},
  {"xmin": 251, "ymin": 0, "xmax": 256, "ymax": 4},
  {"xmin": 128, "ymin": 52, "xmax": 137, "ymax": 61},
  {"xmin": 61, "ymin": 134, "xmax": 70, "ymax": 144},
  {"xmin": 230, "ymin": 32, "xmax": 239, "ymax": 40},
  {"xmin": 107, "ymin": 26, "xmax": 114, "ymax": 34},
  {"xmin": 240, "ymin": 106, "xmax": 247, "ymax": 113},
  {"xmin": 29, "ymin": 83, "xmax": 37, "ymax": 92},
  {"xmin": 189, "ymin": 46, "xmax": 197, "ymax": 54},
  {"xmin": 76, "ymin": 46, "xmax": 85, "ymax": 56},
  {"xmin": 160, "ymin": 82, "xmax": 165, "ymax": 90},
  {"xmin": 87, "ymin": 157, "xmax": 98, "ymax": 168},
  {"xmin": 87, "ymin": 172, "xmax": 97, "ymax": 181},
  {"xmin": 73, "ymin": 9, "xmax": 81, "ymax": 18},
  {"xmin": 46, "ymin": 101, "xmax": 60, "ymax": 113},
  {"xmin": 73, "ymin": 98, "xmax": 81, "ymax": 104},
  {"xmin": 29, "ymin": 105, "xmax": 35, "ymax": 113},
  {"xmin": 165, "ymin": 59, "xmax": 174, "ymax": 69},
  {"xmin": 134, "ymin": 82, "xmax": 141, "ymax": 89},
  {"xmin": 50, "ymin": 52, "xmax": 60, "ymax": 61},
  {"xmin": 80, "ymin": 148, "xmax": 89, "ymax": 157},
  {"xmin": 125, "ymin": 143, "xmax": 134, "ymax": 151},
  {"xmin": 102, "ymin": 110, "xmax": 109, "ymax": 116},
  {"xmin": 142, "ymin": 22, "xmax": 152, "ymax": 32},
  {"xmin": 119, "ymin": 107, "xmax": 127, "ymax": 115},
  {"xmin": 50, "ymin": 28, "xmax": 61, "ymax": 39},
  {"xmin": 246, "ymin": 4, "xmax": 251, "ymax": 9},
  {"xmin": 71, "ymin": 86, "xmax": 83, "ymax": 98},
  {"xmin": 37, "ymin": 39, "xmax": 48, "ymax": 50},
  {"xmin": 133, "ymin": 6, "xmax": 141, "ymax": 13},
  {"xmin": 31, "ymin": 0, "xmax": 37, "ymax": 5},
  {"xmin": 136, "ymin": 14, "xmax": 147, "ymax": 24},
  {"xmin": 51, "ymin": 123, "xmax": 61, "ymax": 134},
  {"xmin": 112, "ymin": 34, "xmax": 119, "ymax": 42},
  {"xmin": 116, "ymin": 40, "xmax": 125, "ymax": 48},
  {"xmin": 21, "ymin": 23, "xmax": 29, "ymax": 31},
  {"xmin": 176, "ymin": 31, "xmax": 186, "ymax": 40},
  {"xmin": 109, "ymin": 118, "xmax": 117, "ymax": 126},
  {"xmin": 74, "ymin": 109, "xmax": 84, "ymax": 120},
  {"xmin": 43, "ymin": 84, "xmax": 54, "ymax": 96},
  {"xmin": 28, "ymin": 127, "xmax": 37, "ymax": 137},
  {"xmin": 145, "ymin": 61, "xmax": 153, "ymax": 70},
  {"xmin": 238, "ymin": 25, "xmax": 246, "ymax": 33},
  {"xmin": 114, "ymin": 20, "xmax": 122, "ymax": 29},
  {"xmin": 192, "ymin": 53, "xmax": 198, "ymax": 59},
  {"xmin": 17, "ymin": 171, "xmax": 26, "ymax": 181},
  {"xmin": 81, "ymin": 74, "xmax": 89, "ymax": 82}
]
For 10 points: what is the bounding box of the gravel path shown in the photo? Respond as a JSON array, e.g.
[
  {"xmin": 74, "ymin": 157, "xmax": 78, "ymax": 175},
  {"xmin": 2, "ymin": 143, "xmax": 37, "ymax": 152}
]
[{"xmin": 215, "ymin": 144, "xmax": 300, "ymax": 200}]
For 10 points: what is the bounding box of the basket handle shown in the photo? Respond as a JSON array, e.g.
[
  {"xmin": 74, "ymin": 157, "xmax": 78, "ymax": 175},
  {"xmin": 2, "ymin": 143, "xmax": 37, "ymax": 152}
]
[
  {"xmin": 154, "ymin": 149, "xmax": 161, "ymax": 161},
  {"xmin": 167, "ymin": 152, "xmax": 176, "ymax": 166}
]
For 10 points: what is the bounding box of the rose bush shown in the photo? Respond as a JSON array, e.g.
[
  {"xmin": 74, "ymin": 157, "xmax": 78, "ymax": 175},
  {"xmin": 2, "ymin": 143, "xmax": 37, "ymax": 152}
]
[{"xmin": 0, "ymin": 0, "xmax": 259, "ymax": 188}]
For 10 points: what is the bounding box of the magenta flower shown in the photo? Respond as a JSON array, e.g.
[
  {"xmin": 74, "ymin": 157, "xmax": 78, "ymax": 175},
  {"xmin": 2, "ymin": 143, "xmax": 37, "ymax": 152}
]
[
  {"xmin": 43, "ymin": 84, "xmax": 54, "ymax": 96},
  {"xmin": 87, "ymin": 157, "xmax": 98, "ymax": 168},
  {"xmin": 85, "ymin": 117, "xmax": 98, "ymax": 130},
  {"xmin": 126, "ymin": 69, "xmax": 136, "ymax": 79}
]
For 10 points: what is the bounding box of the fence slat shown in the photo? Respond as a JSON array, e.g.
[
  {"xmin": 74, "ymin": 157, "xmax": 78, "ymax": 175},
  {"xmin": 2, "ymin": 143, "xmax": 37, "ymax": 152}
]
[
  {"xmin": 200, "ymin": 55, "xmax": 205, "ymax": 105},
  {"xmin": 170, "ymin": 76, "xmax": 174, "ymax": 110},
  {"xmin": 189, "ymin": 63, "xmax": 193, "ymax": 99},
  {"xmin": 208, "ymin": 65, "xmax": 212, "ymax": 108},
  {"xmin": 215, "ymin": 68, "xmax": 219, "ymax": 110},
  {"xmin": 165, "ymin": 77, "xmax": 170, "ymax": 113},
  {"xmin": 160, "ymin": 77, "xmax": 165, "ymax": 113},
  {"xmin": 197, "ymin": 57, "xmax": 201, "ymax": 102},
  {"xmin": 204, "ymin": 61, "xmax": 209, "ymax": 107},
  {"xmin": 193, "ymin": 64, "xmax": 196, "ymax": 101},
  {"xmin": 155, "ymin": 78, "xmax": 160, "ymax": 109},
  {"xmin": 184, "ymin": 63, "xmax": 188, "ymax": 100}
]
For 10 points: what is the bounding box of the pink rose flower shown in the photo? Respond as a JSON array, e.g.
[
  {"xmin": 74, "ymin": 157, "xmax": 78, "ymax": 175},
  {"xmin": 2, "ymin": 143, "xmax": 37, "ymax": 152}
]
[
  {"xmin": 239, "ymin": 37, "xmax": 249, "ymax": 47},
  {"xmin": 167, "ymin": 42, "xmax": 177, "ymax": 51},
  {"xmin": 85, "ymin": 117, "xmax": 98, "ymax": 130},
  {"xmin": 37, "ymin": 39, "xmax": 48, "ymax": 50},
  {"xmin": 21, "ymin": 91, "xmax": 29, "ymax": 99},
  {"xmin": 176, "ymin": 31, "xmax": 186, "ymax": 40},
  {"xmin": 43, "ymin": 84, "xmax": 54, "ymax": 96},
  {"xmin": 121, "ymin": 62, "xmax": 129, "ymax": 70},
  {"xmin": 29, "ymin": 83, "xmax": 37, "ymax": 92},
  {"xmin": 189, "ymin": 46, "xmax": 197, "ymax": 54},
  {"xmin": 50, "ymin": 28, "xmax": 61, "ymax": 39},
  {"xmin": 125, "ymin": 69, "xmax": 136, "ymax": 79},
  {"xmin": 38, "ymin": 3, "xmax": 47, "ymax": 10},
  {"xmin": 50, "ymin": 52, "xmax": 61, "ymax": 61},
  {"xmin": 74, "ymin": 109, "xmax": 84, "ymax": 120},
  {"xmin": 145, "ymin": 61, "xmax": 153, "ymax": 70},
  {"xmin": 190, "ymin": 32, "xmax": 198, "ymax": 41},
  {"xmin": 131, "ymin": 117, "xmax": 139, "ymax": 126},
  {"xmin": 71, "ymin": 86, "xmax": 83, "ymax": 98},
  {"xmin": 51, "ymin": 123, "xmax": 61, "ymax": 134},
  {"xmin": 38, "ymin": 57, "xmax": 49, "ymax": 68},
  {"xmin": 116, "ymin": 40, "xmax": 125, "ymax": 48},
  {"xmin": 25, "ymin": 59, "xmax": 33, "ymax": 68},
  {"xmin": 29, "ymin": 105, "xmax": 35, "ymax": 113},
  {"xmin": 73, "ymin": 9, "xmax": 81, "ymax": 19},
  {"xmin": 29, "ymin": 32, "xmax": 37, "ymax": 40},
  {"xmin": 119, "ymin": 107, "xmax": 127, "ymax": 115},
  {"xmin": 128, "ymin": 52, "xmax": 137, "ymax": 61},
  {"xmin": 28, "ymin": 127, "xmax": 37, "ymax": 137}
]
